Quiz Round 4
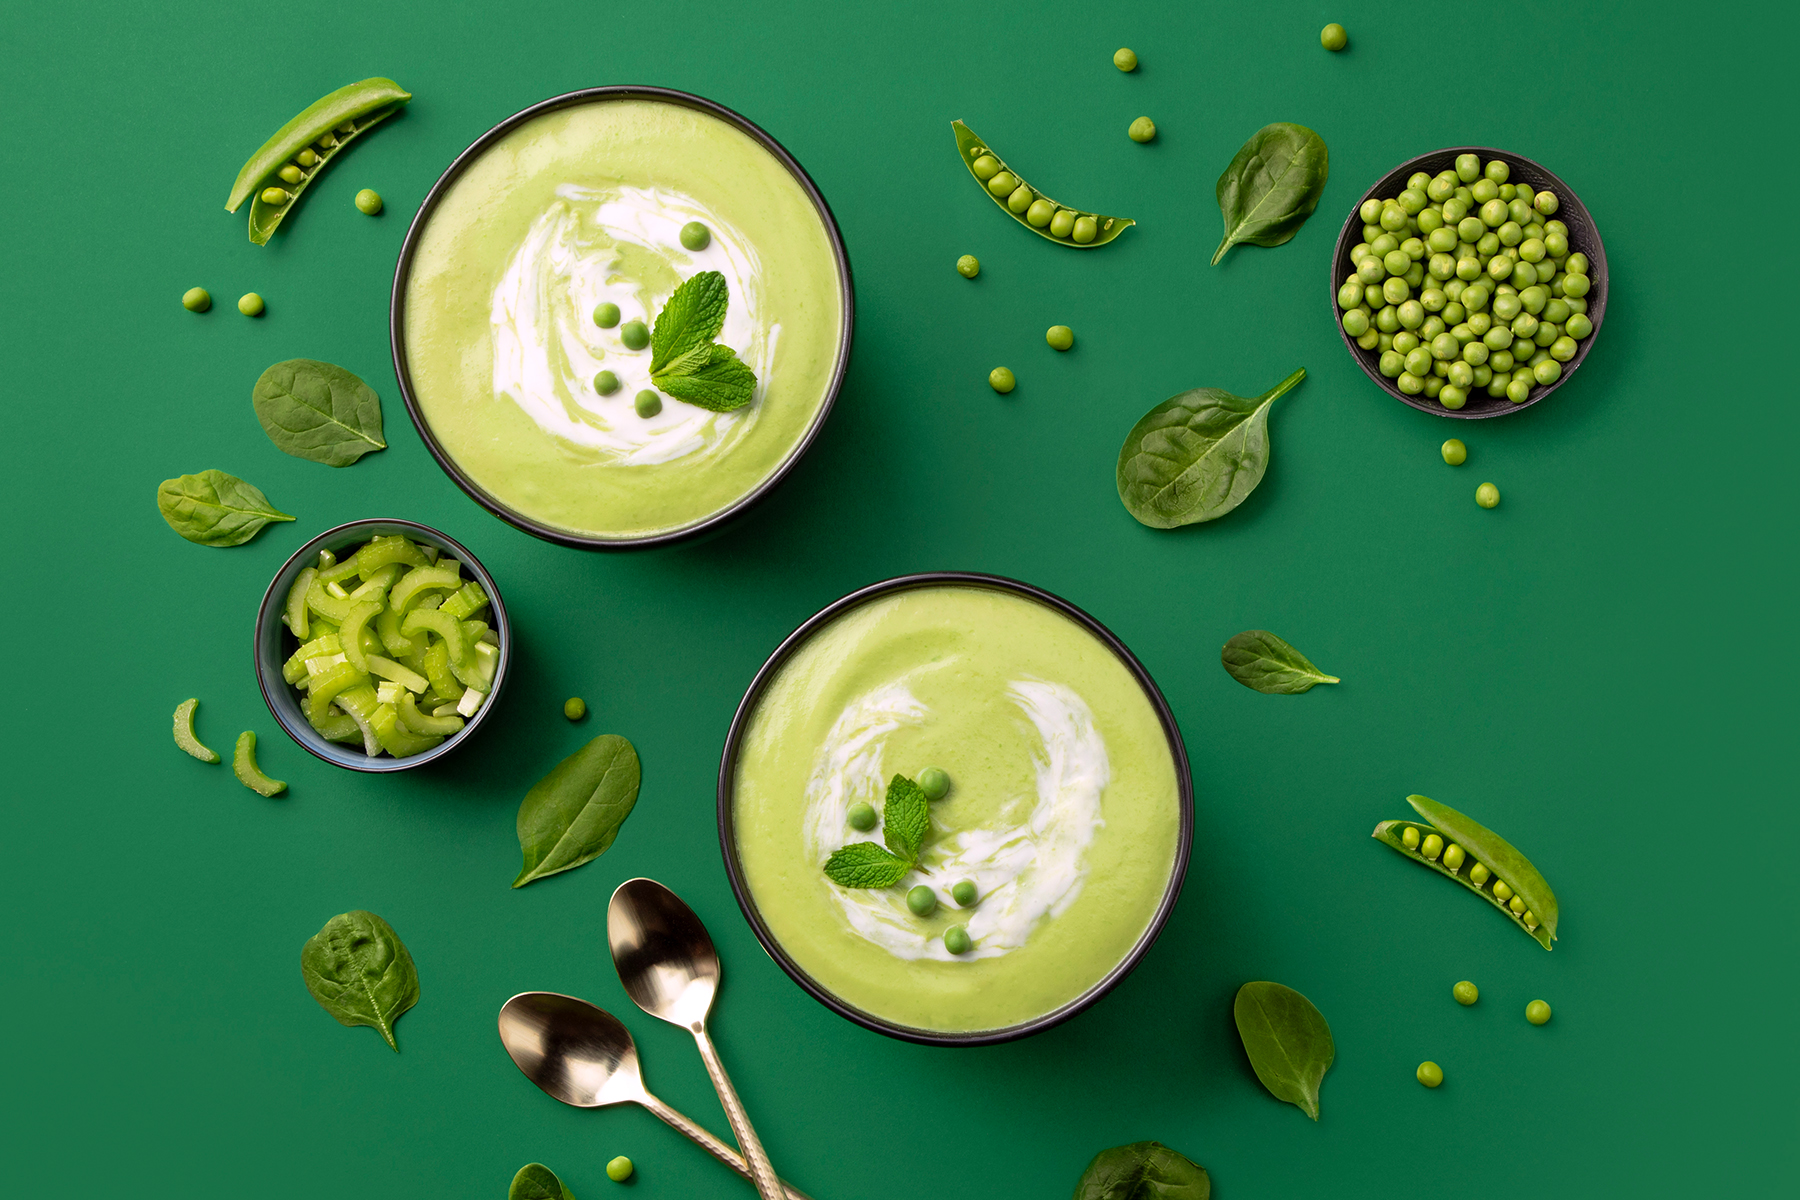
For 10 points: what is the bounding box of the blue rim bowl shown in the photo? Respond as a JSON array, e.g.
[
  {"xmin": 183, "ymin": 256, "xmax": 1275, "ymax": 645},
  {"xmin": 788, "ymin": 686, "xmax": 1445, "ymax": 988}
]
[{"xmin": 253, "ymin": 518, "xmax": 511, "ymax": 772}]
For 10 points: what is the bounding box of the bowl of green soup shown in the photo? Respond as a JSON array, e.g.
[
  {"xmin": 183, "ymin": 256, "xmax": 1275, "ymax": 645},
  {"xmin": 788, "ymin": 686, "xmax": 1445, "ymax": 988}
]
[
  {"xmin": 719, "ymin": 574, "xmax": 1193, "ymax": 1045},
  {"xmin": 391, "ymin": 86, "xmax": 855, "ymax": 548}
]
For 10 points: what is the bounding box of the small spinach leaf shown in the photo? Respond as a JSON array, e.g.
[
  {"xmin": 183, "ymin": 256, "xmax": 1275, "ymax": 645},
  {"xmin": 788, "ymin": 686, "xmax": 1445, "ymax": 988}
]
[
  {"xmin": 1212, "ymin": 123, "xmax": 1330, "ymax": 265},
  {"xmin": 1222, "ymin": 630, "xmax": 1340, "ymax": 694},
  {"xmin": 1117, "ymin": 369, "xmax": 1305, "ymax": 528},
  {"xmin": 300, "ymin": 910, "xmax": 420, "ymax": 1051},
  {"xmin": 1073, "ymin": 1142, "xmax": 1210, "ymax": 1200},
  {"xmin": 823, "ymin": 841, "xmax": 914, "ymax": 888},
  {"xmin": 252, "ymin": 358, "xmax": 387, "ymax": 467},
  {"xmin": 157, "ymin": 469, "xmax": 295, "ymax": 546},
  {"xmin": 513, "ymin": 734, "xmax": 641, "ymax": 888},
  {"xmin": 1233, "ymin": 980, "xmax": 1335, "ymax": 1120},
  {"xmin": 509, "ymin": 1163, "xmax": 576, "ymax": 1200}
]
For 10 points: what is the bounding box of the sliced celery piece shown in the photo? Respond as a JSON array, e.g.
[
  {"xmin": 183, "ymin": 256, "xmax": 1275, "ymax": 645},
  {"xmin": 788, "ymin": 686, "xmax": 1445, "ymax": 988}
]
[{"xmin": 173, "ymin": 698, "xmax": 221, "ymax": 763}]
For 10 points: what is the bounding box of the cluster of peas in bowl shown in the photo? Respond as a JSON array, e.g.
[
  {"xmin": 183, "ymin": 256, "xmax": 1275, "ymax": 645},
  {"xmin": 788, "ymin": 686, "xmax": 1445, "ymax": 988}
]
[{"xmin": 1337, "ymin": 155, "xmax": 1596, "ymax": 410}]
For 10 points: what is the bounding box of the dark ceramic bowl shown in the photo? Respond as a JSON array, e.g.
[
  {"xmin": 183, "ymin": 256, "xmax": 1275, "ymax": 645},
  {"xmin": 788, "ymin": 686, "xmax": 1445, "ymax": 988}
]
[
  {"xmin": 254, "ymin": 519, "xmax": 510, "ymax": 772},
  {"xmin": 716, "ymin": 572, "xmax": 1194, "ymax": 1046},
  {"xmin": 1332, "ymin": 147, "xmax": 1608, "ymax": 419},
  {"xmin": 389, "ymin": 86, "xmax": 855, "ymax": 549}
]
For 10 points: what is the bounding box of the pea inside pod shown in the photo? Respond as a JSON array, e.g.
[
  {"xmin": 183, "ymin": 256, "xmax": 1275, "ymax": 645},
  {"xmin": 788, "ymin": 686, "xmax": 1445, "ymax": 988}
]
[
  {"xmin": 952, "ymin": 120, "xmax": 1134, "ymax": 248},
  {"xmin": 1371, "ymin": 793, "xmax": 1559, "ymax": 950},
  {"xmin": 226, "ymin": 77, "xmax": 412, "ymax": 245}
]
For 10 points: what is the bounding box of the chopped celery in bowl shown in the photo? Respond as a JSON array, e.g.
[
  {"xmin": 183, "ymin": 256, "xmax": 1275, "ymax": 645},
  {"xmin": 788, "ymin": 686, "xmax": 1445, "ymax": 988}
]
[{"xmin": 255, "ymin": 519, "xmax": 509, "ymax": 771}]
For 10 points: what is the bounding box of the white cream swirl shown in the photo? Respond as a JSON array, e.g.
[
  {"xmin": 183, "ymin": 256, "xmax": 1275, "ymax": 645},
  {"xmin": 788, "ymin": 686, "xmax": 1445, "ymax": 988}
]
[
  {"xmin": 799, "ymin": 676, "xmax": 1110, "ymax": 961},
  {"xmin": 489, "ymin": 183, "xmax": 777, "ymax": 466}
]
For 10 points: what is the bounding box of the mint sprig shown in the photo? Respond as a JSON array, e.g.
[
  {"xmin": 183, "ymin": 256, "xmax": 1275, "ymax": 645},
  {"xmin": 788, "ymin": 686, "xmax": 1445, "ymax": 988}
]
[
  {"xmin": 823, "ymin": 775, "xmax": 932, "ymax": 889},
  {"xmin": 648, "ymin": 271, "xmax": 757, "ymax": 412}
]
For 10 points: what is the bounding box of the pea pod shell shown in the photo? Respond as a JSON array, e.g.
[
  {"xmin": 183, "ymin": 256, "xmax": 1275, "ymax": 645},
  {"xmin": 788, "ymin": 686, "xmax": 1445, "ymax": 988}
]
[
  {"xmin": 1371, "ymin": 793, "xmax": 1558, "ymax": 949},
  {"xmin": 952, "ymin": 120, "xmax": 1134, "ymax": 247},
  {"xmin": 227, "ymin": 78, "xmax": 410, "ymax": 244}
]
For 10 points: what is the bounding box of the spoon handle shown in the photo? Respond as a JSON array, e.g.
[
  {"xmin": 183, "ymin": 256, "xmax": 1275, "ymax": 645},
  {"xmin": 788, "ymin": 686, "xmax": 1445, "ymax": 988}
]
[
  {"xmin": 638, "ymin": 1093, "xmax": 813, "ymax": 1200},
  {"xmin": 690, "ymin": 1027, "xmax": 786, "ymax": 1200}
]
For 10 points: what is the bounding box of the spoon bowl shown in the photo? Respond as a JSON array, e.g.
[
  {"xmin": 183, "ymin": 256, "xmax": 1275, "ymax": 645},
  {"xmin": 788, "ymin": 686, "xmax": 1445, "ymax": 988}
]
[
  {"xmin": 497, "ymin": 991, "xmax": 649, "ymax": 1109},
  {"xmin": 608, "ymin": 878, "xmax": 721, "ymax": 1031}
]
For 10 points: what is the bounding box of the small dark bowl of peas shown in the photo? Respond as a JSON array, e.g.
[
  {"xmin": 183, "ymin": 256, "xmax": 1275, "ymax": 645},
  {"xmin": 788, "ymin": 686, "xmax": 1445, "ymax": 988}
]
[{"xmin": 1331, "ymin": 148, "xmax": 1607, "ymax": 419}]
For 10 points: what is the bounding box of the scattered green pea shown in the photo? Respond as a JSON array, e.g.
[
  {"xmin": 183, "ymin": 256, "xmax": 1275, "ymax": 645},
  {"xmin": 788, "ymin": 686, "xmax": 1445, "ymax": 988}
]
[
  {"xmin": 847, "ymin": 801, "xmax": 877, "ymax": 831},
  {"xmin": 956, "ymin": 254, "xmax": 980, "ymax": 279},
  {"xmin": 1475, "ymin": 482, "xmax": 1500, "ymax": 509},
  {"xmin": 593, "ymin": 302, "xmax": 621, "ymax": 329},
  {"xmin": 1525, "ymin": 999, "xmax": 1552, "ymax": 1025},
  {"xmin": 260, "ymin": 186, "xmax": 291, "ymax": 206},
  {"xmin": 620, "ymin": 319, "xmax": 649, "ymax": 350},
  {"xmin": 564, "ymin": 697, "xmax": 587, "ymax": 721},
  {"xmin": 634, "ymin": 390, "xmax": 662, "ymax": 418},
  {"xmin": 594, "ymin": 369, "xmax": 620, "ymax": 395},
  {"xmin": 1113, "ymin": 47, "xmax": 1137, "ymax": 71},
  {"xmin": 278, "ymin": 165, "xmax": 305, "ymax": 185},
  {"xmin": 1453, "ymin": 980, "xmax": 1479, "ymax": 1006},
  {"xmin": 989, "ymin": 367, "xmax": 1016, "ymax": 394},
  {"xmin": 1416, "ymin": 1061, "xmax": 1444, "ymax": 1088},
  {"xmin": 238, "ymin": 292, "xmax": 265, "ymax": 317},
  {"xmin": 181, "ymin": 287, "xmax": 212, "ymax": 313},
  {"xmin": 1320, "ymin": 23, "xmax": 1348, "ymax": 51},
  {"xmin": 1128, "ymin": 116, "xmax": 1156, "ymax": 143},
  {"xmin": 907, "ymin": 885, "xmax": 938, "ymax": 917},
  {"xmin": 354, "ymin": 188, "xmax": 382, "ymax": 215},
  {"xmin": 951, "ymin": 880, "xmax": 978, "ymax": 907},
  {"xmin": 1046, "ymin": 325, "xmax": 1074, "ymax": 351},
  {"xmin": 918, "ymin": 767, "xmax": 950, "ymax": 800},
  {"xmin": 680, "ymin": 221, "xmax": 711, "ymax": 251},
  {"xmin": 606, "ymin": 1156, "xmax": 634, "ymax": 1182},
  {"xmin": 1440, "ymin": 438, "xmax": 1466, "ymax": 465},
  {"xmin": 944, "ymin": 925, "xmax": 972, "ymax": 955}
]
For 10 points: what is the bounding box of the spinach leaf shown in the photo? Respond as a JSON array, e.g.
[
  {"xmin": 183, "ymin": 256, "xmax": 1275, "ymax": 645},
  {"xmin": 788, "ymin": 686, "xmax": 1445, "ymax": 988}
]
[
  {"xmin": 1233, "ymin": 981, "xmax": 1334, "ymax": 1120},
  {"xmin": 157, "ymin": 469, "xmax": 295, "ymax": 546},
  {"xmin": 1222, "ymin": 630, "xmax": 1341, "ymax": 694},
  {"xmin": 823, "ymin": 841, "xmax": 913, "ymax": 888},
  {"xmin": 1073, "ymin": 1142, "xmax": 1210, "ymax": 1200},
  {"xmin": 300, "ymin": 910, "xmax": 420, "ymax": 1051},
  {"xmin": 252, "ymin": 358, "xmax": 387, "ymax": 466},
  {"xmin": 1211, "ymin": 123, "xmax": 1329, "ymax": 265},
  {"xmin": 1116, "ymin": 369, "xmax": 1305, "ymax": 528},
  {"xmin": 509, "ymin": 1163, "xmax": 576, "ymax": 1200},
  {"xmin": 513, "ymin": 734, "xmax": 641, "ymax": 888}
]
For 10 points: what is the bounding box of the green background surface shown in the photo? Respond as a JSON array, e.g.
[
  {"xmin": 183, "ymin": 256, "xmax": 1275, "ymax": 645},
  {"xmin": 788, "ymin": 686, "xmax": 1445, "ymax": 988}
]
[{"xmin": 3, "ymin": 2, "xmax": 1792, "ymax": 1196}]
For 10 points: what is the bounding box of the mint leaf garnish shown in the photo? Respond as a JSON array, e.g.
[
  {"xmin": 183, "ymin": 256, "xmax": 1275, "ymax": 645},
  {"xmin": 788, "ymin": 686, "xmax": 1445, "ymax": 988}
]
[
  {"xmin": 823, "ymin": 842, "xmax": 913, "ymax": 888},
  {"xmin": 647, "ymin": 271, "xmax": 757, "ymax": 413},
  {"xmin": 881, "ymin": 775, "xmax": 930, "ymax": 863}
]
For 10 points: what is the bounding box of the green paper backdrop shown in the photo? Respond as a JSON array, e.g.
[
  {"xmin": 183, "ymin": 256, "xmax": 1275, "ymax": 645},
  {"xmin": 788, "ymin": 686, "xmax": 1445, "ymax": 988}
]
[{"xmin": 2, "ymin": 1, "xmax": 1791, "ymax": 1195}]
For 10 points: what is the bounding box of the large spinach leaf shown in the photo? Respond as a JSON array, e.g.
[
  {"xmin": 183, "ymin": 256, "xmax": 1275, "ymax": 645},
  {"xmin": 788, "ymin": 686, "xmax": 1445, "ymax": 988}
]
[
  {"xmin": 1211, "ymin": 123, "xmax": 1329, "ymax": 265},
  {"xmin": 1233, "ymin": 980, "xmax": 1335, "ymax": 1120},
  {"xmin": 1116, "ymin": 369, "xmax": 1305, "ymax": 528},
  {"xmin": 1073, "ymin": 1142, "xmax": 1210, "ymax": 1200},
  {"xmin": 157, "ymin": 469, "xmax": 294, "ymax": 546},
  {"xmin": 509, "ymin": 1163, "xmax": 576, "ymax": 1200},
  {"xmin": 513, "ymin": 734, "xmax": 642, "ymax": 888},
  {"xmin": 252, "ymin": 358, "xmax": 387, "ymax": 466},
  {"xmin": 1222, "ymin": 630, "xmax": 1340, "ymax": 694},
  {"xmin": 300, "ymin": 910, "xmax": 420, "ymax": 1051}
]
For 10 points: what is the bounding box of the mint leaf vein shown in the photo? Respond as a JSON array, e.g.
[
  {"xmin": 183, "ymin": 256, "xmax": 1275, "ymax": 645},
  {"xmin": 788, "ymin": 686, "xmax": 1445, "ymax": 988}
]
[
  {"xmin": 647, "ymin": 272, "xmax": 757, "ymax": 413},
  {"xmin": 823, "ymin": 842, "xmax": 913, "ymax": 888}
]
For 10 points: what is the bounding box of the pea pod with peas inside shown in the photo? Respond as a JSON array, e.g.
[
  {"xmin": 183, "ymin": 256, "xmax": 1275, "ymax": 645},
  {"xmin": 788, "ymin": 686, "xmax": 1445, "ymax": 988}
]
[
  {"xmin": 952, "ymin": 120, "xmax": 1134, "ymax": 247},
  {"xmin": 1373, "ymin": 794, "xmax": 1559, "ymax": 949},
  {"xmin": 226, "ymin": 78, "xmax": 411, "ymax": 245}
]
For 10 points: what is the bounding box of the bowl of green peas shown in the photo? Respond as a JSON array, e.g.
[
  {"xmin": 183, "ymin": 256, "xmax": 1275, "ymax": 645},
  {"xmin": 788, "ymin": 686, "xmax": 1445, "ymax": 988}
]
[
  {"xmin": 1332, "ymin": 147, "xmax": 1607, "ymax": 418},
  {"xmin": 254, "ymin": 518, "xmax": 511, "ymax": 772}
]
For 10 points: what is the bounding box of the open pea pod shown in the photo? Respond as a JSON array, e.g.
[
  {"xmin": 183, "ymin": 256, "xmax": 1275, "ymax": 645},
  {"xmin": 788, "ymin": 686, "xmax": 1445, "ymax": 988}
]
[
  {"xmin": 226, "ymin": 77, "xmax": 411, "ymax": 245},
  {"xmin": 952, "ymin": 120, "xmax": 1134, "ymax": 248},
  {"xmin": 1372, "ymin": 794, "xmax": 1559, "ymax": 950}
]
